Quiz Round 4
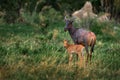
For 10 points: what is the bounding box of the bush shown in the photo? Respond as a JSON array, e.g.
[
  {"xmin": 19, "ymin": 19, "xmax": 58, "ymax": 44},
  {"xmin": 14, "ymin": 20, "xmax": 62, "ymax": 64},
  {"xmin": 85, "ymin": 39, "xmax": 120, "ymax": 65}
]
[{"xmin": 21, "ymin": 6, "xmax": 62, "ymax": 27}]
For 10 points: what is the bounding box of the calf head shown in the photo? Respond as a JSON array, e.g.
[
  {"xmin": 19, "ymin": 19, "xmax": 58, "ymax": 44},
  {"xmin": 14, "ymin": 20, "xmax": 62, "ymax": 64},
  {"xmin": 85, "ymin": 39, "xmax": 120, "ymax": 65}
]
[{"xmin": 63, "ymin": 40, "xmax": 68, "ymax": 47}]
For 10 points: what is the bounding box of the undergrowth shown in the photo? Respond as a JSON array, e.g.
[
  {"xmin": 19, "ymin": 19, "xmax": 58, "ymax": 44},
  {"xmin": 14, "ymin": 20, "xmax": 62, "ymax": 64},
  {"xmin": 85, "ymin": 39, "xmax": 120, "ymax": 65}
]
[{"xmin": 0, "ymin": 21, "xmax": 120, "ymax": 80}]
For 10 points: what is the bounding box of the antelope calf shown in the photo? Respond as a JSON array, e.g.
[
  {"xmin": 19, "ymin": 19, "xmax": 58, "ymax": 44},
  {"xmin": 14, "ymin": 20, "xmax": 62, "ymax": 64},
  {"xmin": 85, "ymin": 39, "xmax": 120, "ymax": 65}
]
[{"xmin": 63, "ymin": 40, "xmax": 85, "ymax": 66}]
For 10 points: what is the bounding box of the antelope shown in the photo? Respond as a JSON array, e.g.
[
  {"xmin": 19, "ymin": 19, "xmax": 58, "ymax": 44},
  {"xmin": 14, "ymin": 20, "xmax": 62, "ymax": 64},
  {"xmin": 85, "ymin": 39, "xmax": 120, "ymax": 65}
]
[
  {"xmin": 63, "ymin": 40, "xmax": 85, "ymax": 66},
  {"xmin": 64, "ymin": 16, "xmax": 96, "ymax": 64}
]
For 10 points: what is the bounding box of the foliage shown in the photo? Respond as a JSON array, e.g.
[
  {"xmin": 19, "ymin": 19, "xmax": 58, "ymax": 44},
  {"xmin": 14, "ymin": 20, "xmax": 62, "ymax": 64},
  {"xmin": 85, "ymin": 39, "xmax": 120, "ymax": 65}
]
[
  {"xmin": 114, "ymin": 0, "xmax": 120, "ymax": 11},
  {"xmin": 0, "ymin": 0, "xmax": 120, "ymax": 79},
  {"xmin": 21, "ymin": 6, "xmax": 62, "ymax": 27},
  {"xmin": 0, "ymin": 0, "xmax": 27, "ymax": 23},
  {"xmin": 0, "ymin": 0, "xmax": 120, "ymax": 23},
  {"xmin": 0, "ymin": 21, "xmax": 120, "ymax": 80}
]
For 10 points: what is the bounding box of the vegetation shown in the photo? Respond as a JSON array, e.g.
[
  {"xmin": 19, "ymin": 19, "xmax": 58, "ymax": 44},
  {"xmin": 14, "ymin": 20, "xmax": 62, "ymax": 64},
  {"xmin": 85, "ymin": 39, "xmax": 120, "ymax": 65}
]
[
  {"xmin": 0, "ymin": 0, "xmax": 120, "ymax": 23},
  {"xmin": 0, "ymin": 19, "xmax": 120, "ymax": 79},
  {"xmin": 0, "ymin": 0, "xmax": 120, "ymax": 80}
]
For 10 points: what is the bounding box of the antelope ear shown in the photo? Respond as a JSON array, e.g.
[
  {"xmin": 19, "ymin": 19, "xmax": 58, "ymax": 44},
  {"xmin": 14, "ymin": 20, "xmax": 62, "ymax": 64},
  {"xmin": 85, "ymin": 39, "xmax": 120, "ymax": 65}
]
[
  {"xmin": 64, "ymin": 16, "xmax": 67, "ymax": 21},
  {"xmin": 64, "ymin": 15, "xmax": 71, "ymax": 21}
]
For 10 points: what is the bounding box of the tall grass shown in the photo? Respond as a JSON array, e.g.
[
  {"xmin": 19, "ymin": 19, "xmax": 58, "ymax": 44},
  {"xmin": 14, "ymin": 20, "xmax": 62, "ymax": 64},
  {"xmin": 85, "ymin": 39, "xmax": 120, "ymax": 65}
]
[{"xmin": 0, "ymin": 20, "xmax": 120, "ymax": 80}]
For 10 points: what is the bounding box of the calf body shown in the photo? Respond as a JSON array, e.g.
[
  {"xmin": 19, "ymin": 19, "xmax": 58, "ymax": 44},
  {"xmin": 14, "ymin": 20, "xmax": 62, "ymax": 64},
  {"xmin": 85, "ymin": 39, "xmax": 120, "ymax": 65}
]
[{"xmin": 64, "ymin": 40, "xmax": 85, "ymax": 66}]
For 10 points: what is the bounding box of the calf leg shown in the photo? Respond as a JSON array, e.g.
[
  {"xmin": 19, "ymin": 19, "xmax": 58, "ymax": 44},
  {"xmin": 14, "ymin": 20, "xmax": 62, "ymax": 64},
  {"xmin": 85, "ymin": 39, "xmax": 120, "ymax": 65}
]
[
  {"xmin": 76, "ymin": 54, "xmax": 79, "ymax": 61},
  {"xmin": 69, "ymin": 54, "xmax": 73, "ymax": 65},
  {"xmin": 78, "ymin": 53, "xmax": 84, "ymax": 67}
]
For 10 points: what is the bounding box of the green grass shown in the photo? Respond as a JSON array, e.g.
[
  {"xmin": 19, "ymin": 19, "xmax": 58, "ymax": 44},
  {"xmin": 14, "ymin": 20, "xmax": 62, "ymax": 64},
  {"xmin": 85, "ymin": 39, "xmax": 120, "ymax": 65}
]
[{"xmin": 0, "ymin": 21, "xmax": 120, "ymax": 80}]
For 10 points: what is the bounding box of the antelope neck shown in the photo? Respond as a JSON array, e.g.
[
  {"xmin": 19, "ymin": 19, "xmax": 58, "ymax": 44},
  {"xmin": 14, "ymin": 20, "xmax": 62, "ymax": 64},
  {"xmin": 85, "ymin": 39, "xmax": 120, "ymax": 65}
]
[{"xmin": 68, "ymin": 26, "xmax": 76, "ymax": 35}]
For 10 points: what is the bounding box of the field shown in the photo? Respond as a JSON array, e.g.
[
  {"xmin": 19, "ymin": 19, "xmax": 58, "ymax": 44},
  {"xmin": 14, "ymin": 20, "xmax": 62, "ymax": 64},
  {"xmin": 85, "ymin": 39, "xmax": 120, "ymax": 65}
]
[{"xmin": 0, "ymin": 21, "xmax": 120, "ymax": 80}]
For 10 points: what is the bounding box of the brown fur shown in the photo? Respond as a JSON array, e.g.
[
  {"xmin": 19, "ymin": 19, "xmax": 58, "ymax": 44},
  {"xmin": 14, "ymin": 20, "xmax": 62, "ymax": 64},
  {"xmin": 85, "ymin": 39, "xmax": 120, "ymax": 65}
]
[
  {"xmin": 86, "ymin": 32, "xmax": 96, "ymax": 46},
  {"xmin": 64, "ymin": 40, "xmax": 85, "ymax": 66},
  {"xmin": 85, "ymin": 32, "xmax": 96, "ymax": 64}
]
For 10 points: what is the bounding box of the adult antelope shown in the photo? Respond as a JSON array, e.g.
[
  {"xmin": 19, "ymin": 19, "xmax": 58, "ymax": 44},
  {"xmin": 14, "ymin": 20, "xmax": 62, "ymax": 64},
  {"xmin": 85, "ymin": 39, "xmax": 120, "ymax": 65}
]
[{"xmin": 64, "ymin": 16, "xmax": 96, "ymax": 64}]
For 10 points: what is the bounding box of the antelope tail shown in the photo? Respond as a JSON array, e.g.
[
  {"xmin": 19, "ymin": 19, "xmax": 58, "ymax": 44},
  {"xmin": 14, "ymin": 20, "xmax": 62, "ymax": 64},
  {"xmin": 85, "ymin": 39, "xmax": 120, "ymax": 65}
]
[{"xmin": 91, "ymin": 38, "xmax": 96, "ymax": 52}]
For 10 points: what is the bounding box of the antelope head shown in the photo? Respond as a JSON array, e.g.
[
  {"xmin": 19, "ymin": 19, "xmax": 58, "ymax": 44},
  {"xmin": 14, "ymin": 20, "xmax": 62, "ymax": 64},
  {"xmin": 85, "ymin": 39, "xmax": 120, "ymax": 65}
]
[{"xmin": 64, "ymin": 16, "xmax": 73, "ymax": 32}]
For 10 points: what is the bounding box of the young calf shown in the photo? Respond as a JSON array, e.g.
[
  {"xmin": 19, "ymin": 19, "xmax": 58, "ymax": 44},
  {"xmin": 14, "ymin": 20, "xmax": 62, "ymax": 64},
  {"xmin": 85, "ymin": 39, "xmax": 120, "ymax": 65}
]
[{"xmin": 64, "ymin": 40, "xmax": 85, "ymax": 66}]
